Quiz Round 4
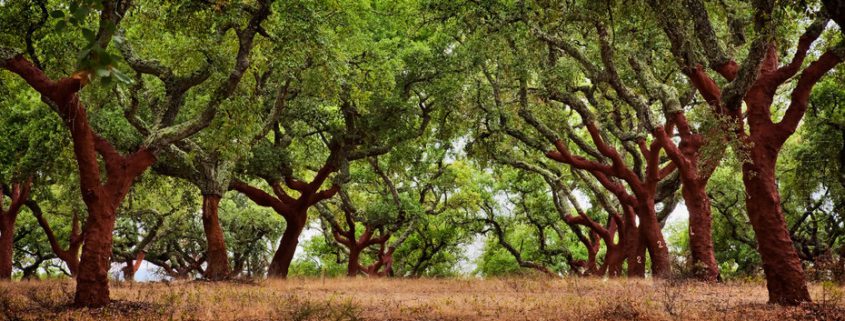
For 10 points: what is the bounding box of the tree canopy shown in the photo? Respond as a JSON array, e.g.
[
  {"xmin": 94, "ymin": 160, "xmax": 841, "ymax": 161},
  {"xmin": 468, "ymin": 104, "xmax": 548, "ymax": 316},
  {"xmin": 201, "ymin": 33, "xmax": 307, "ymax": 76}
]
[{"xmin": 1, "ymin": 0, "xmax": 844, "ymax": 308}]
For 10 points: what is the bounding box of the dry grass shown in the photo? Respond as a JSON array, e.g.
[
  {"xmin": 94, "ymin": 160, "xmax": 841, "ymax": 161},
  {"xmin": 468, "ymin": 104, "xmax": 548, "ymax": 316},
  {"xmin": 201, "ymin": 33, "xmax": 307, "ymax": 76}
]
[{"xmin": 1, "ymin": 277, "xmax": 844, "ymax": 321}]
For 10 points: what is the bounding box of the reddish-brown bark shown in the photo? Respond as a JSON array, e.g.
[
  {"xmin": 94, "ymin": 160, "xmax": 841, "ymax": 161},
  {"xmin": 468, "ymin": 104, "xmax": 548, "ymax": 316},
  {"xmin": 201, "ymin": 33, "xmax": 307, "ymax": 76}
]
[
  {"xmin": 824, "ymin": 0, "xmax": 845, "ymax": 30},
  {"xmin": 201, "ymin": 194, "xmax": 230, "ymax": 280},
  {"xmin": 0, "ymin": 226, "xmax": 14, "ymax": 280},
  {"xmin": 741, "ymin": 147, "xmax": 811, "ymax": 304},
  {"xmin": 532, "ymin": 22, "xmax": 687, "ymax": 279},
  {"xmin": 653, "ymin": 119, "xmax": 720, "ymax": 281},
  {"xmin": 318, "ymin": 186, "xmax": 397, "ymax": 277},
  {"xmin": 601, "ymin": 228, "xmax": 625, "ymax": 277},
  {"xmin": 73, "ymin": 149, "xmax": 154, "ymax": 307},
  {"xmin": 331, "ymin": 223, "xmax": 390, "ymax": 277},
  {"xmin": 340, "ymin": 157, "xmax": 419, "ymax": 278},
  {"xmin": 360, "ymin": 241, "xmax": 397, "ymax": 277},
  {"xmin": 680, "ymin": 180, "xmax": 718, "ymax": 279},
  {"xmin": 546, "ymin": 122, "xmax": 674, "ymax": 278},
  {"xmin": 231, "ymin": 163, "xmax": 339, "ymax": 278},
  {"xmin": 602, "ymin": 244, "xmax": 625, "ymax": 277},
  {"xmin": 680, "ymin": 22, "xmax": 843, "ymax": 303},
  {"xmin": 620, "ymin": 205, "xmax": 645, "ymax": 277},
  {"xmin": 739, "ymin": 47, "xmax": 841, "ymax": 305},
  {"xmin": 0, "ymin": 180, "xmax": 32, "ymax": 279},
  {"xmin": 121, "ymin": 251, "xmax": 146, "ymax": 281},
  {"xmin": 2, "ymin": 55, "xmax": 156, "ymax": 307},
  {"xmin": 29, "ymin": 205, "xmax": 83, "ymax": 276},
  {"xmin": 347, "ymin": 246, "xmax": 363, "ymax": 276},
  {"xmin": 268, "ymin": 212, "xmax": 306, "ymax": 277},
  {"xmin": 560, "ymin": 202, "xmax": 621, "ymax": 277}
]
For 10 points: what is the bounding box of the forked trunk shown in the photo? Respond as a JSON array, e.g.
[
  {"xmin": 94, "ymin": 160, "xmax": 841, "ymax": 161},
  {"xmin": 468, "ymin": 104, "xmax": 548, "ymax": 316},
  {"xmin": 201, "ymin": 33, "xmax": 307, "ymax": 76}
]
[
  {"xmin": 0, "ymin": 181, "xmax": 30, "ymax": 280},
  {"xmin": 584, "ymin": 236, "xmax": 601, "ymax": 275},
  {"xmin": 682, "ymin": 179, "xmax": 720, "ymax": 281},
  {"xmin": 72, "ymin": 149, "xmax": 155, "ymax": 307},
  {"xmin": 64, "ymin": 250, "xmax": 81, "ymax": 277},
  {"xmin": 657, "ymin": 116, "xmax": 723, "ymax": 282},
  {"xmin": 201, "ymin": 194, "xmax": 230, "ymax": 280},
  {"xmin": 267, "ymin": 214, "xmax": 306, "ymax": 278},
  {"xmin": 622, "ymin": 206, "xmax": 646, "ymax": 277},
  {"xmin": 742, "ymin": 147, "xmax": 810, "ymax": 305}
]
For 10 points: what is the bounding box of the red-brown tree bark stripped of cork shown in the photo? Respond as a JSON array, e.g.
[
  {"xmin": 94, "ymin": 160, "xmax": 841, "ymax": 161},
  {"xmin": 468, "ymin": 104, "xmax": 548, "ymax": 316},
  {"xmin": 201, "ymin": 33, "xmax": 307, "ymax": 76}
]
[
  {"xmin": 0, "ymin": 0, "xmax": 269, "ymax": 306},
  {"xmin": 0, "ymin": 180, "xmax": 32, "ymax": 279},
  {"xmin": 656, "ymin": 2, "xmax": 843, "ymax": 303},
  {"xmin": 26, "ymin": 202, "xmax": 84, "ymax": 276},
  {"xmin": 231, "ymin": 163, "xmax": 339, "ymax": 278}
]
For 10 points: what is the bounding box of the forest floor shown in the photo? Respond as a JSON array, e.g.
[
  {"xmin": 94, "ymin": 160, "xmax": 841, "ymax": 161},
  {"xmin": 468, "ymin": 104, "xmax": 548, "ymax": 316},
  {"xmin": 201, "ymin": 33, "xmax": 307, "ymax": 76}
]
[{"xmin": 1, "ymin": 277, "xmax": 844, "ymax": 321}]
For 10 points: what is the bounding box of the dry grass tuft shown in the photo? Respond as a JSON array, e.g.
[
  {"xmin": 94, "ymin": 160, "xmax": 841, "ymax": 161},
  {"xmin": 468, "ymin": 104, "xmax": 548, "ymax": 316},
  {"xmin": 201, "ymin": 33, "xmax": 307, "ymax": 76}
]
[{"xmin": 0, "ymin": 277, "xmax": 843, "ymax": 320}]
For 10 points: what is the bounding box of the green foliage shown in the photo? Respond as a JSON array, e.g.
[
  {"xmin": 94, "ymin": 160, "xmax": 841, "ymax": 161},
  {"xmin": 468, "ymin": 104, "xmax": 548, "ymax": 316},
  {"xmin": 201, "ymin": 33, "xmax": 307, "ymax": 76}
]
[
  {"xmin": 476, "ymin": 245, "xmax": 522, "ymax": 277},
  {"xmin": 0, "ymin": 76, "xmax": 68, "ymax": 182},
  {"xmin": 289, "ymin": 234, "xmax": 347, "ymax": 278},
  {"xmin": 2, "ymin": 0, "xmax": 844, "ymax": 283},
  {"xmin": 220, "ymin": 193, "xmax": 284, "ymax": 276}
]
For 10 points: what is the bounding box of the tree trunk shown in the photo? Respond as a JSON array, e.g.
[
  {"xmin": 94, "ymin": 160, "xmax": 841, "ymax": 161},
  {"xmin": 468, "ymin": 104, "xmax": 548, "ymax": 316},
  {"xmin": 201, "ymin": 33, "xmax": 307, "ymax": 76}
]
[
  {"xmin": 73, "ymin": 149, "xmax": 154, "ymax": 307},
  {"xmin": 622, "ymin": 206, "xmax": 646, "ymax": 277},
  {"xmin": 0, "ymin": 224, "xmax": 14, "ymax": 280},
  {"xmin": 381, "ymin": 251, "xmax": 395, "ymax": 277},
  {"xmin": 637, "ymin": 200, "xmax": 671, "ymax": 278},
  {"xmin": 656, "ymin": 115, "xmax": 723, "ymax": 282},
  {"xmin": 742, "ymin": 146, "xmax": 811, "ymax": 305},
  {"xmin": 267, "ymin": 214, "xmax": 306, "ymax": 278},
  {"xmin": 628, "ymin": 237, "xmax": 647, "ymax": 277},
  {"xmin": 4, "ymin": 41, "xmax": 161, "ymax": 308},
  {"xmin": 681, "ymin": 179, "xmax": 720, "ymax": 281},
  {"xmin": 201, "ymin": 194, "xmax": 230, "ymax": 280},
  {"xmin": 63, "ymin": 250, "xmax": 81, "ymax": 277},
  {"xmin": 74, "ymin": 203, "xmax": 118, "ymax": 308},
  {"xmin": 121, "ymin": 252, "xmax": 146, "ymax": 281},
  {"xmin": 603, "ymin": 244, "xmax": 625, "ymax": 277},
  {"xmin": 347, "ymin": 246, "xmax": 361, "ymax": 277},
  {"xmin": 22, "ymin": 264, "xmax": 39, "ymax": 280},
  {"xmin": 122, "ymin": 261, "xmax": 136, "ymax": 281},
  {"xmin": 0, "ymin": 181, "xmax": 29, "ymax": 280},
  {"xmin": 585, "ymin": 237, "xmax": 600, "ymax": 275}
]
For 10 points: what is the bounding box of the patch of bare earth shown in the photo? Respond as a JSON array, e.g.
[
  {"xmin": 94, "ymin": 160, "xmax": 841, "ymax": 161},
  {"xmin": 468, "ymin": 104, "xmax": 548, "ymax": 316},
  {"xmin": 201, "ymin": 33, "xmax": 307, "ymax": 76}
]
[{"xmin": 1, "ymin": 278, "xmax": 843, "ymax": 320}]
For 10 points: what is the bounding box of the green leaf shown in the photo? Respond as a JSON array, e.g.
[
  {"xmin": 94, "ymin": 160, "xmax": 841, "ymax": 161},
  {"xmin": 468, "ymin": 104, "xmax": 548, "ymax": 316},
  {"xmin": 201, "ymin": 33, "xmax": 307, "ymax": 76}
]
[
  {"xmin": 82, "ymin": 28, "xmax": 96, "ymax": 42},
  {"xmin": 95, "ymin": 68, "xmax": 111, "ymax": 78},
  {"xmin": 76, "ymin": 47, "xmax": 92, "ymax": 62},
  {"xmin": 99, "ymin": 52, "xmax": 114, "ymax": 66},
  {"xmin": 112, "ymin": 69, "xmax": 133, "ymax": 84},
  {"xmin": 50, "ymin": 10, "xmax": 65, "ymax": 18},
  {"xmin": 102, "ymin": 21, "xmax": 116, "ymax": 33},
  {"xmin": 100, "ymin": 75, "xmax": 113, "ymax": 86},
  {"xmin": 72, "ymin": 6, "xmax": 90, "ymax": 21},
  {"xmin": 55, "ymin": 20, "xmax": 67, "ymax": 31}
]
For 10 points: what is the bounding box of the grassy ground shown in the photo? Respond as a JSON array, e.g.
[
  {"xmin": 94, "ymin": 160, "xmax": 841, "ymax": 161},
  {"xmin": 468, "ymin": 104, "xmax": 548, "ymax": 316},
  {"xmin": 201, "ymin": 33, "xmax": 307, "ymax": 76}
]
[{"xmin": 1, "ymin": 277, "xmax": 844, "ymax": 320}]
